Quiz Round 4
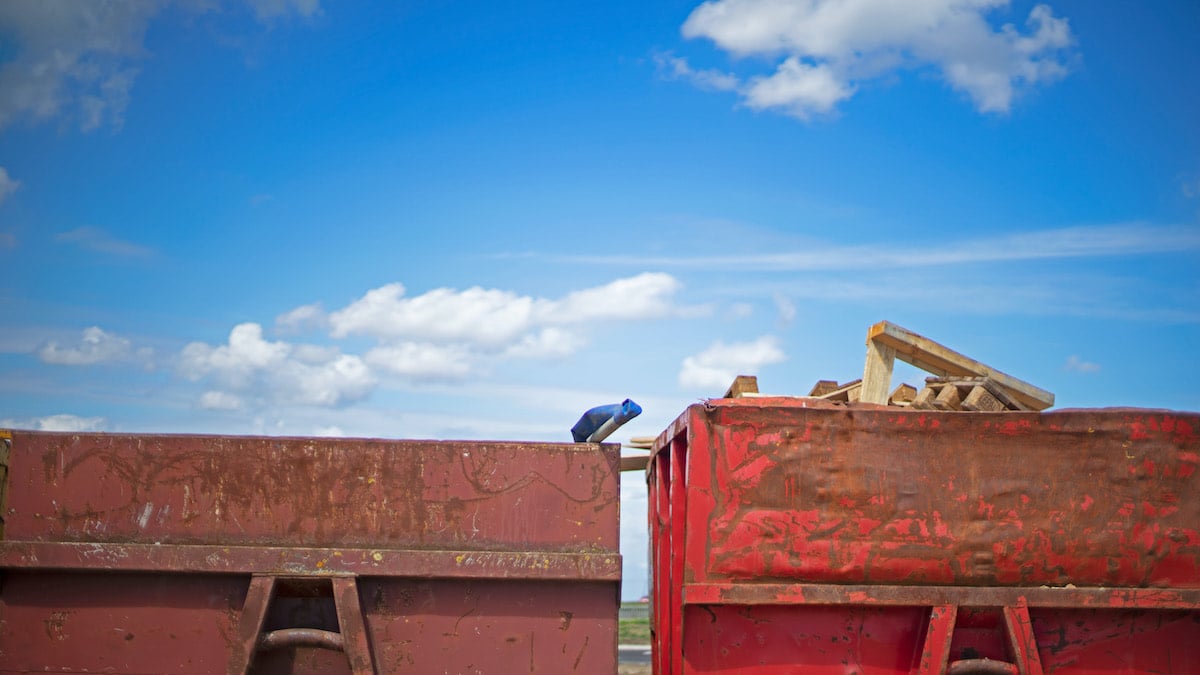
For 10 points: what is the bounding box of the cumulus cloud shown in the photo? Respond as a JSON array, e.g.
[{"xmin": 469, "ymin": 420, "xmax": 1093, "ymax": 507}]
[
  {"xmin": 275, "ymin": 302, "xmax": 328, "ymax": 334},
  {"xmin": 0, "ymin": 0, "xmax": 319, "ymax": 132},
  {"xmin": 674, "ymin": 0, "xmax": 1076, "ymax": 117},
  {"xmin": 38, "ymin": 326, "xmax": 152, "ymax": 366},
  {"xmin": 0, "ymin": 167, "xmax": 20, "ymax": 204},
  {"xmin": 1063, "ymin": 355, "xmax": 1100, "ymax": 374},
  {"xmin": 324, "ymin": 272, "xmax": 686, "ymax": 366},
  {"xmin": 180, "ymin": 323, "xmax": 375, "ymax": 407},
  {"xmin": 679, "ymin": 335, "xmax": 786, "ymax": 389},
  {"xmin": 1, "ymin": 413, "xmax": 107, "ymax": 432},
  {"xmin": 54, "ymin": 226, "xmax": 154, "ymax": 257},
  {"xmin": 364, "ymin": 342, "xmax": 475, "ymax": 379}
]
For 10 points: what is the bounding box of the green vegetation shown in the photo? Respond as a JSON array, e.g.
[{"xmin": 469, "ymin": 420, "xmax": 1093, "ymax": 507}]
[{"xmin": 619, "ymin": 618, "xmax": 651, "ymax": 644}]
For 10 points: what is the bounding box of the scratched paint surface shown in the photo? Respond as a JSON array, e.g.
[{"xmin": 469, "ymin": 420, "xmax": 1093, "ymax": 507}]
[
  {"xmin": 648, "ymin": 399, "xmax": 1200, "ymax": 675},
  {"xmin": 5, "ymin": 433, "xmax": 618, "ymax": 551},
  {"xmin": 685, "ymin": 401, "xmax": 1200, "ymax": 588},
  {"xmin": 0, "ymin": 433, "xmax": 620, "ymax": 673}
]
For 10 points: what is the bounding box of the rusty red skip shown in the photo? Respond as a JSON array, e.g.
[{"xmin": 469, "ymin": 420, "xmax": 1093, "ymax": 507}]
[
  {"xmin": 0, "ymin": 433, "xmax": 621, "ymax": 674},
  {"xmin": 648, "ymin": 398, "xmax": 1200, "ymax": 675}
]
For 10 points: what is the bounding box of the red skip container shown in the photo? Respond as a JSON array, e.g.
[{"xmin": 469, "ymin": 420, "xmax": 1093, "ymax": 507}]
[
  {"xmin": 648, "ymin": 398, "xmax": 1200, "ymax": 675},
  {"xmin": 0, "ymin": 432, "xmax": 621, "ymax": 674}
]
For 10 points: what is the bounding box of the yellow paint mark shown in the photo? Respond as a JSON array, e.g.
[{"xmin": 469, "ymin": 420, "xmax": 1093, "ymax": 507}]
[
  {"xmin": 456, "ymin": 554, "xmax": 466, "ymax": 564},
  {"xmin": 316, "ymin": 559, "xmax": 326, "ymax": 569},
  {"xmin": 332, "ymin": 551, "xmax": 343, "ymax": 557},
  {"xmin": 367, "ymin": 477, "xmax": 376, "ymax": 485},
  {"xmin": 372, "ymin": 552, "xmax": 383, "ymax": 562}
]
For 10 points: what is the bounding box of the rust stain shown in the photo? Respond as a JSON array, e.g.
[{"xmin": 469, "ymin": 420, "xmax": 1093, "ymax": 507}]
[{"xmin": 43, "ymin": 610, "xmax": 70, "ymax": 641}]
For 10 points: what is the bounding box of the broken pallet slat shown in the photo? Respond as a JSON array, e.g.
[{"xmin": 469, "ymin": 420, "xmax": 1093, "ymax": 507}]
[
  {"xmin": 808, "ymin": 380, "xmax": 840, "ymax": 397},
  {"xmin": 723, "ymin": 375, "xmax": 759, "ymax": 399},
  {"xmin": 889, "ymin": 383, "xmax": 917, "ymax": 405},
  {"xmin": 933, "ymin": 384, "xmax": 962, "ymax": 411},
  {"xmin": 814, "ymin": 379, "xmax": 862, "ymax": 403},
  {"xmin": 962, "ymin": 385, "xmax": 1006, "ymax": 412},
  {"xmin": 861, "ymin": 321, "xmax": 1054, "ymax": 411}
]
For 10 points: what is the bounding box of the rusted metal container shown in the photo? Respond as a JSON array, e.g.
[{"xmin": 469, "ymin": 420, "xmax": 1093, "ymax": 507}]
[
  {"xmin": 0, "ymin": 431, "xmax": 620, "ymax": 673},
  {"xmin": 649, "ymin": 398, "xmax": 1200, "ymax": 674}
]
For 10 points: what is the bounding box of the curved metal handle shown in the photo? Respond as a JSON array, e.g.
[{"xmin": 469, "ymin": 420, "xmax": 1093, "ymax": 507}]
[
  {"xmin": 946, "ymin": 659, "xmax": 1019, "ymax": 675},
  {"xmin": 257, "ymin": 628, "xmax": 346, "ymax": 652}
]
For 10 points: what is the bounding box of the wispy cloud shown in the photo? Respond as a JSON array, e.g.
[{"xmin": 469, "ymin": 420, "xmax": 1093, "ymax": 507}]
[
  {"xmin": 0, "ymin": 1, "xmax": 320, "ymax": 132},
  {"xmin": 675, "ymin": 0, "xmax": 1076, "ymax": 118},
  {"xmin": 0, "ymin": 413, "xmax": 107, "ymax": 432},
  {"xmin": 54, "ymin": 226, "xmax": 155, "ymax": 257},
  {"xmin": 39, "ymin": 326, "xmax": 154, "ymax": 367},
  {"xmin": 1063, "ymin": 355, "xmax": 1101, "ymax": 374},
  {"xmin": 0, "ymin": 167, "xmax": 20, "ymax": 204},
  {"xmin": 547, "ymin": 224, "xmax": 1200, "ymax": 271},
  {"xmin": 679, "ymin": 335, "xmax": 786, "ymax": 389}
]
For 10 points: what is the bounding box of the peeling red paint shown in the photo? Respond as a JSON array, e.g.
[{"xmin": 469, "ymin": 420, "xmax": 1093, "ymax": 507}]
[{"xmin": 650, "ymin": 401, "xmax": 1200, "ymax": 674}]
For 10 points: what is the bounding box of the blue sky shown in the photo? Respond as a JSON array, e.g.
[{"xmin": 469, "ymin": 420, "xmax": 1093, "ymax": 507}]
[{"xmin": 1, "ymin": 0, "xmax": 1198, "ymax": 599}]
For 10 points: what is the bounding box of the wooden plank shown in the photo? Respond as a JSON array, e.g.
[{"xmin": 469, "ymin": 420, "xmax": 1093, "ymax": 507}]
[
  {"xmin": 860, "ymin": 338, "xmax": 897, "ymax": 405},
  {"xmin": 808, "ymin": 380, "xmax": 839, "ymax": 397},
  {"xmin": 867, "ymin": 322, "xmax": 1054, "ymax": 411},
  {"xmin": 889, "ymin": 383, "xmax": 917, "ymax": 405},
  {"xmin": 933, "ymin": 384, "xmax": 962, "ymax": 411},
  {"xmin": 910, "ymin": 387, "xmax": 938, "ymax": 410},
  {"xmin": 723, "ymin": 375, "xmax": 759, "ymax": 399},
  {"xmin": 814, "ymin": 379, "xmax": 862, "ymax": 403},
  {"xmin": 620, "ymin": 454, "xmax": 650, "ymax": 472},
  {"xmin": 962, "ymin": 385, "xmax": 1005, "ymax": 412},
  {"xmin": 927, "ymin": 376, "xmax": 1029, "ymax": 411}
]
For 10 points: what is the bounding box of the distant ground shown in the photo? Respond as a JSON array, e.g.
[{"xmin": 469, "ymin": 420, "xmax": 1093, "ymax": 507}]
[{"xmin": 619, "ymin": 618, "xmax": 650, "ymax": 644}]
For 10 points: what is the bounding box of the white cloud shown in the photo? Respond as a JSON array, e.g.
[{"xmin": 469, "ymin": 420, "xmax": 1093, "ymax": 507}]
[
  {"xmin": 331, "ymin": 283, "xmax": 541, "ymax": 346},
  {"xmin": 656, "ymin": 53, "xmax": 740, "ymax": 91},
  {"xmin": 38, "ymin": 326, "xmax": 150, "ymax": 366},
  {"xmin": 679, "ymin": 335, "xmax": 786, "ymax": 389},
  {"xmin": 547, "ymin": 273, "xmax": 682, "ymax": 323},
  {"xmin": 0, "ymin": 1, "xmax": 319, "ymax": 132},
  {"xmin": 677, "ymin": 0, "xmax": 1075, "ymax": 117},
  {"xmin": 275, "ymin": 302, "xmax": 327, "ymax": 334},
  {"xmin": 181, "ymin": 323, "xmax": 375, "ymax": 407},
  {"xmin": 1, "ymin": 413, "xmax": 107, "ymax": 432},
  {"xmin": 0, "ymin": 167, "xmax": 20, "ymax": 204},
  {"xmin": 324, "ymin": 272, "xmax": 688, "ymax": 364},
  {"xmin": 555, "ymin": 224, "xmax": 1200, "ymax": 272},
  {"xmin": 364, "ymin": 342, "xmax": 475, "ymax": 379},
  {"xmin": 1064, "ymin": 355, "xmax": 1100, "ymax": 374},
  {"xmin": 198, "ymin": 390, "xmax": 243, "ymax": 410},
  {"xmin": 743, "ymin": 57, "xmax": 854, "ymax": 118},
  {"xmin": 773, "ymin": 293, "xmax": 796, "ymax": 324},
  {"xmin": 312, "ymin": 425, "xmax": 346, "ymax": 437},
  {"xmin": 54, "ymin": 226, "xmax": 154, "ymax": 257},
  {"xmin": 503, "ymin": 327, "xmax": 584, "ymax": 360}
]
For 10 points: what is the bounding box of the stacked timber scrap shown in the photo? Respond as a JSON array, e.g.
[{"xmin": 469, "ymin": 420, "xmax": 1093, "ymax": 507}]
[
  {"xmin": 722, "ymin": 321, "xmax": 1054, "ymax": 413},
  {"xmin": 910, "ymin": 376, "xmax": 1029, "ymax": 411}
]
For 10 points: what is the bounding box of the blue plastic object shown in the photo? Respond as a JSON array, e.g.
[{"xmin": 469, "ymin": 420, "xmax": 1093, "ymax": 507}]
[{"xmin": 571, "ymin": 399, "xmax": 642, "ymax": 443}]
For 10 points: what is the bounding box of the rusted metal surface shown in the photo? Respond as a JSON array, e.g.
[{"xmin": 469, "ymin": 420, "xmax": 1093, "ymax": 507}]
[
  {"xmin": 6, "ymin": 433, "xmax": 616, "ymax": 551},
  {"xmin": 649, "ymin": 399, "xmax": 1200, "ymax": 674},
  {"xmin": 0, "ymin": 431, "xmax": 621, "ymax": 674},
  {"xmin": 0, "ymin": 541, "xmax": 620, "ymax": 580}
]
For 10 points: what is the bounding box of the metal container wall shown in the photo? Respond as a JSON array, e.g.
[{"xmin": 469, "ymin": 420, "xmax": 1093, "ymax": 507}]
[
  {"xmin": 649, "ymin": 399, "xmax": 1200, "ymax": 674},
  {"xmin": 0, "ymin": 431, "xmax": 621, "ymax": 673}
]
